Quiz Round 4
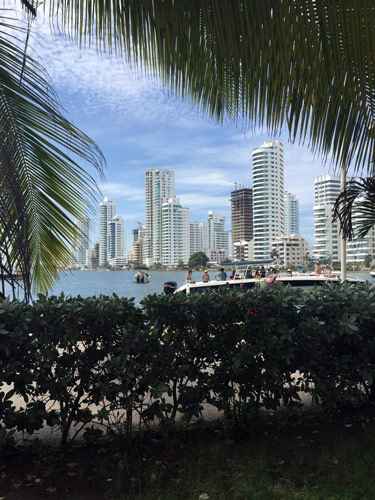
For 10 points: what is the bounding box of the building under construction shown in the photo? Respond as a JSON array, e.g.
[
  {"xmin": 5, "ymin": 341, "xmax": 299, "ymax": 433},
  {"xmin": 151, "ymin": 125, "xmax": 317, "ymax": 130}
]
[{"xmin": 230, "ymin": 188, "xmax": 253, "ymax": 256}]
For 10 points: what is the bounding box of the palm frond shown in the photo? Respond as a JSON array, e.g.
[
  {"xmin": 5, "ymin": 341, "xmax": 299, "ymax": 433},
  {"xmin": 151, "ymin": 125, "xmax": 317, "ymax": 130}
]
[
  {"xmin": 47, "ymin": 0, "xmax": 375, "ymax": 172},
  {"xmin": 0, "ymin": 9, "xmax": 105, "ymax": 295},
  {"xmin": 333, "ymin": 177, "xmax": 375, "ymax": 240}
]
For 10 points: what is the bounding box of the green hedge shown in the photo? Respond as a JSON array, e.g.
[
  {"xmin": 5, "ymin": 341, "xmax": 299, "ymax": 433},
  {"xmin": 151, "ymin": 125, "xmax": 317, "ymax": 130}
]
[{"xmin": 1, "ymin": 282, "xmax": 374, "ymax": 447}]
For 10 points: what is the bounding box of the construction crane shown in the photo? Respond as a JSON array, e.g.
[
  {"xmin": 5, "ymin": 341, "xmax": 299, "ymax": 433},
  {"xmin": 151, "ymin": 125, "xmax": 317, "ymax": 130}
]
[{"xmin": 227, "ymin": 180, "xmax": 239, "ymax": 190}]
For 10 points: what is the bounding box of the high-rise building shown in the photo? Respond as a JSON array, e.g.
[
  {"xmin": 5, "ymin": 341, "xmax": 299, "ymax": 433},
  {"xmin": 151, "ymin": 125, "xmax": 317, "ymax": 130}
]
[
  {"xmin": 284, "ymin": 191, "xmax": 299, "ymax": 235},
  {"xmin": 99, "ymin": 197, "xmax": 115, "ymax": 266},
  {"xmin": 145, "ymin": 168, "xmax": 175, "ymax": 264},
  {"xmin": 252, "ymin": 140, "xmax": 285, "ymax": 260},
  {"xmin": 190, "ymin": 221, "xmax": 209, "ymax": 255},
  {"xmin": 230, "ymin": 188, "xmax": 253, "ymax": 255},
  {"xmin": 161, "ymin": 197, "xmax": 190, "ymax": 266},
  {"xmin": 86, "ymin": 243, "xmax": 99, "ymax": 269},
  {"xmin": 107, "ymin": 215, "xmax": 126, "ymax": 264},
  {"xmin": 131, "ymin": 224, "xmax": 147, "ymax": 265},
  {"xmin": 72, "ymin": 217, "xmax": 90, "ymax": 268},
  {"xmin": 208, "ymin": 210, "xmax": 229, "ymax": 252},
  {"xmin": 313, "ymin": 174, "xmax": 342, "ymax": 262}
]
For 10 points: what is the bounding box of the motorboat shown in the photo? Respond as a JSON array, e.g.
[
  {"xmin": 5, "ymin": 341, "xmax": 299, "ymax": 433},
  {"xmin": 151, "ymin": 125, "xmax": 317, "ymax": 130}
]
[
  {"xmin": 370, "ymin": 271, "xmax": 375, "ymax": 278},
  {"xmin": 163, "ymin": 260, "xmax": 361, "ymax": 295},
  {"xmin": 133, "ymin": 271, "xmax": 150, "ymax": 283}
]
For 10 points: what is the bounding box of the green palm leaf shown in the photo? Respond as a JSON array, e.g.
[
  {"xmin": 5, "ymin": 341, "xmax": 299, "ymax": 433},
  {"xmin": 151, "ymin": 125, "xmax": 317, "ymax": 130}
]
[
  {"xmin": 48, "ymin": 0, "xmax": 375, "ymax": 171},
  {"xmin": 0, "ymin": 8, "xmax": 104, "ymax": 296}
]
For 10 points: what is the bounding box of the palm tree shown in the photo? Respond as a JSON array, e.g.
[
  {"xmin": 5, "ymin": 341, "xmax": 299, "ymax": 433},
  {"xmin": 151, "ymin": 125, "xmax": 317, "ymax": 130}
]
[
  {"xmin": 0, "ymin": 6, "xmax": 104, "ymax": 298},
  {"xmin": 4, "ymin": 1, "xmax": 375, "ymax": 296},
  {"xmin": 270, "ymin": 248, "xmax": 279, "ymax": 264}
]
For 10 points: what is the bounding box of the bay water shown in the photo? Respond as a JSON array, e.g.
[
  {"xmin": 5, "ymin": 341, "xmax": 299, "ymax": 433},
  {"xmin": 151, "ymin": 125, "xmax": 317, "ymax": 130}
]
[
  {"xmin": 46, "ymin": 269, "xmax": 373, "ymax": 303},
  {"xmin": 4, "ymin": 270, "xmax": 373, "ymax": 304}
]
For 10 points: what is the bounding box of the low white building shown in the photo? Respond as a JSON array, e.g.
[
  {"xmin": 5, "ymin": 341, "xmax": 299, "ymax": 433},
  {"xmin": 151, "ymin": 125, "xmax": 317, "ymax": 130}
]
[
  {"xmin": 271, "ymin": 234, "xmax": 309, "ymax": 268},
  {"xmin": 108, "ymin": 256, "xmax": 128, "ymax": 268},
  {"xmin": 206, "ymin": 248, "xmax": 228, "ymax": 264},
  {"xmin": 233, "ymin": 240, "xmax": 254, "ymax": 262}
]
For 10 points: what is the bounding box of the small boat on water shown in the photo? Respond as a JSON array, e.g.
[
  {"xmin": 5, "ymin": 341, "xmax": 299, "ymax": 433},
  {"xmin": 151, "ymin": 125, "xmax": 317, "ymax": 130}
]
[
  {"xmin": 370, "ymin": 271, "xmax": 375, "ymax": 278},
  {"xmin": 163, "ymin": 260, "xmax": 362, "ymax": 295},
  {"xmin": 133, "ymin": 271, "xmax": 150, "ymax": 283}
]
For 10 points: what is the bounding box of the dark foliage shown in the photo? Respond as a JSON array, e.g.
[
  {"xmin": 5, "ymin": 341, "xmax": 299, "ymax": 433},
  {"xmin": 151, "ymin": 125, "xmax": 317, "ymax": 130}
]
[{"xmin": 1, "ymin": 283, "xmax": 375, "ymax": 447}]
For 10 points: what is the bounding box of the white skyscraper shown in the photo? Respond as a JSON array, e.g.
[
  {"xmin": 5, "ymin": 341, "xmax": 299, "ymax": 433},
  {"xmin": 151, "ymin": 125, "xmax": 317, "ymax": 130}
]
[
  {"xmin": 252, "ymin": 140, "xmax": 285, "ymax": 260},
  {"xmin": 161, "ymin": 197, "xmax": 190, "ymax": 266},
  {"xmin": 284, "ymin": 191, "xmax": 299, "ymax": 235},
  {"xmin": 108, "ymin": 215, "xmax": 126, "ymax": 263},
  {"xmin": 161, "ymin": 198, "xmax": 190, "ymax": 266},
  {"xmin": 207, "ymin": 210, "xmax": 229, "ymax": 259},
  {"xmin": 313, "ymin": 174, "xmax": 342, "ymax": 262},
  {"xmin": 99, "ymin": 197, "xmax": 115, "ymax": 266},
  {"xmin": 145, "ymin": 168, "xmax": 175, "ymax": 264},
  {"xmin": 190, "ymin": 221, "xmax": 209, "ymax": 255},
  {"xmin": 72, "ymin": 217, "xmax": 90, "ymax": 267}
]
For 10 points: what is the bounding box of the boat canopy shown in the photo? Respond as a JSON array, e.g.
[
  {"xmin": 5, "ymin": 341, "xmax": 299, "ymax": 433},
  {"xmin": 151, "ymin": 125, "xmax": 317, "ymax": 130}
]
[{"xmin": 220, "ymin": 260, "xmax": 274, "ymax": 267}]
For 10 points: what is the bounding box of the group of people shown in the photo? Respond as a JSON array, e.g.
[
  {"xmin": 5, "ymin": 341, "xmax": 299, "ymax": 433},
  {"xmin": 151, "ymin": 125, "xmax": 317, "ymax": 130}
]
[
  {"xmin": 134, "ymin": 270, "xmax": 149, "ymax": 283},
  {"xmin": 185, "ymin": 268, "xmax": 227, "ymax": 284},
  {"xmin": 185, "ymin": 264, "xmax": 334, "ymax": 286},
  {"xmin": 243, "ymin": 265, "xmax": 271, "ymax": 279},
  {"xmin": 186, "ymin": 265, "xmax": 280, "ymax": 284},
  {"xmin": 315, "ymin": 263, "xmax": 333, "ymax": 277}
]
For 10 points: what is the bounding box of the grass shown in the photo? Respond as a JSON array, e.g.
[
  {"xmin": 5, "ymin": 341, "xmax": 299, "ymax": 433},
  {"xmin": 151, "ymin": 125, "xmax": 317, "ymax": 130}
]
[
  {"xmin": 2, "ymin": 408, "xmax": 375, "ymax": 499},
  {"xmin": 108, "ymin": 416, "xmax": 375, "ymax": 500}
]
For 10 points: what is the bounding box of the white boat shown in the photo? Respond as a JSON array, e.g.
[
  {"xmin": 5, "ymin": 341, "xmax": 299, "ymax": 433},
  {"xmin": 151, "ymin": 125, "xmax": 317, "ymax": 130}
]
[
  {"xmin": 163, "ymin": 261, "xmax": 361, "ymax": 295},
  {"xmin": 370, "ymin": 271, "xmax": 375, "ymax": 278},
  {"xmin": 133, "ymin": 271, "xmax": 150, "ymax": 283}
]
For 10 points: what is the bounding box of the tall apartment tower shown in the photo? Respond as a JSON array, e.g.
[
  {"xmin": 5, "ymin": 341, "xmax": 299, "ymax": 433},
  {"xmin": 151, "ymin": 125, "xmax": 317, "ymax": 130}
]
[
  {"xmin": 252, "ymin": 140, "xmax": 285, "ymax": 260},
  {"xmin": 107, "ymin": 215, "xmax": 126, "ymax": 261},
  {"xmin": 284, "ymin": 191, "xmax": 300, "ymax": 235},
  {"xmin": 73, "ymin": 217, "xmax": 90, "ymax": 267},
  {"xmin": 145, "ymin": 168, "xmax": 175, "ymax": 264},
  {"xmin": 161, "ymin": 197, "xmax": 190, "ymax": 266},
  {"xmin": 313, "ymin": 174, "xmax": 342, "ymax": 262},
  {"xmin": 131, "ymin": 224, "xmax": 147, "ymax": 265},
  {"xmin": 208, "ymin": 210, "xmax": 229, "ymax": 252},
  {"xmin": 99, "ymin": 197, "xmax": 115, "ymax": 266},
  {"xmin": 230, "ymin": 188, "xmax": 253, "ymax": 255},
  {"xmin": 190, "ymin": 221, "xmax": 209, "ymax": 255}
]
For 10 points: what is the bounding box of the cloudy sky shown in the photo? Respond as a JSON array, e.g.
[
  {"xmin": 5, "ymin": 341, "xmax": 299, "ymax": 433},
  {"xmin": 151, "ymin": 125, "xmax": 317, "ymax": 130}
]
[{"xmin": 26, "ymin": 8, "xmax": 344, "ymax": 251}]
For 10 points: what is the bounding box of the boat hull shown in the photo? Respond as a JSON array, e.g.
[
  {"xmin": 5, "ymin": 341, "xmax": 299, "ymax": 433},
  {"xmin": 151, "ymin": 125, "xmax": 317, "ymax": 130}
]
[{"xmin": 175, "ymin": 275, "xmax": 359, "ymax": 294}]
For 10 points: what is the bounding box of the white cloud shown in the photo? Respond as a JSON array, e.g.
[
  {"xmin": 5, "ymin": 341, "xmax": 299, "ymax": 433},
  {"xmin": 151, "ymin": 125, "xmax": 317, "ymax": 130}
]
[
  {"xmin": 178, "ymin": 193, "xmax": 230, "ymax": 211},
  {"xmin": 99, "ymin": 183, "xmax": 144, "ymax": 201}
]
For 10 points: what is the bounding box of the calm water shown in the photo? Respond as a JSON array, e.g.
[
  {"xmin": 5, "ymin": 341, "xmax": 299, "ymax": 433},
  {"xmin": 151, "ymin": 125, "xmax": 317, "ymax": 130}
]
[
  {"xmin": 4, "ymin": 270, "xmax": 373, "ymax": 304},
  {"xmin": 49, "ymin": 270, "xmax": 188, "ymax": 303}
]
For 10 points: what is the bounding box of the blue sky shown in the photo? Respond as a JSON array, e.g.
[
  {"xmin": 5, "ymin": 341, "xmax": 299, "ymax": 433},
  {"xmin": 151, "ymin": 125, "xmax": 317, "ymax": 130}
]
[{"xmin": 30, "ymin": 12, "xmax": 341, "ymax": 252}]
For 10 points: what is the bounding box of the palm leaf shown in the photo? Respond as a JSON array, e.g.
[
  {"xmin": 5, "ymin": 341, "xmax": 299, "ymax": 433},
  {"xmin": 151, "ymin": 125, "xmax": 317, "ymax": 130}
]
[
  {"xmin": 47, "ymin": 0, "xmax": 375, "ymax": 172},
  {"xmin": 0, "ymin": 8, "xmax": 105, "ymax": 296},
  {"xmin": 333, "ymin": 177, "xmax": 375, "ymax": 240}
]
